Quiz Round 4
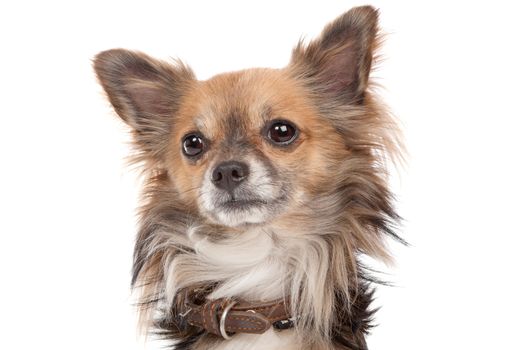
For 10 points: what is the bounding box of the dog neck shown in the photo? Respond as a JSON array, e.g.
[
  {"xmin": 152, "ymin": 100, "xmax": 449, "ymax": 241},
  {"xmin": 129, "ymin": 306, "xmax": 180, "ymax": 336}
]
[
  {"xmin": 135, "ymin": 199, "xmax": 375, "ymax": 350},
  {"xmin": 188, "ymin": 226, "xmax": 287, "ymax": 301}
]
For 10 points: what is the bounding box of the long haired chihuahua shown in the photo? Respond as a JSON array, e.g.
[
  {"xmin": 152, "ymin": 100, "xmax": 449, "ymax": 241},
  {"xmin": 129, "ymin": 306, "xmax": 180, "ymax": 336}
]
[{"xmin": 94, "ymin": 6, "xmax": 403, "ymax": 350}]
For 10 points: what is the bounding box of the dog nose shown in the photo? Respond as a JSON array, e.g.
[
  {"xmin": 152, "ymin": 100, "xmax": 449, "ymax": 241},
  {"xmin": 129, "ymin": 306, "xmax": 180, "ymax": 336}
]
[{"xmin": 211, "ymin": 161, "xmax": 249, "ymax": 192}]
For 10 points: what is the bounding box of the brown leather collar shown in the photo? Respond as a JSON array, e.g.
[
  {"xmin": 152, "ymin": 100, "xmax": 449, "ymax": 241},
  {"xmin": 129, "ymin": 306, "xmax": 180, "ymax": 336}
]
[{"xmin": 180, "ymin": 289, "xmax": 294, "ymax": 339}]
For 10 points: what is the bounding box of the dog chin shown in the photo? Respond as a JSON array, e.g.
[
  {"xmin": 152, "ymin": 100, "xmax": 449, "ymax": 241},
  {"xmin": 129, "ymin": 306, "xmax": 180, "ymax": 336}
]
[{"xmin": 206, "ymin": 201, "xmax": 275, "ymax": 227}]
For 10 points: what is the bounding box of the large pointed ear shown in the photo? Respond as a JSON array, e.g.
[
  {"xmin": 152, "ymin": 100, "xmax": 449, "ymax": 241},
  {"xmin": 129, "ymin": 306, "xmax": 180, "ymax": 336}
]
[
  {"xmin": 93, "ymin": 49, "xmax": 194, "ymax": 158},
  {"xmin": 290, "ymin": 6, "xmax": 379, "ymax": 104}
]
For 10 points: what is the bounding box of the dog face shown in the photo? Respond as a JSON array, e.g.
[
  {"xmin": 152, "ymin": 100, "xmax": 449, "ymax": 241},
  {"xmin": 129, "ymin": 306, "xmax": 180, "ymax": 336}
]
[{"xmin": 166, "ymin": 69, "xmax": 347, "ymax": 227}]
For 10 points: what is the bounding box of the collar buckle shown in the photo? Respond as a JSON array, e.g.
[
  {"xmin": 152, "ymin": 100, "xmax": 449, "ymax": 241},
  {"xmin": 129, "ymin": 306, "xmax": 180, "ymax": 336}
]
[{"xmin": 219, "ymin": 300, "xmax": 238, "ymax": 340}]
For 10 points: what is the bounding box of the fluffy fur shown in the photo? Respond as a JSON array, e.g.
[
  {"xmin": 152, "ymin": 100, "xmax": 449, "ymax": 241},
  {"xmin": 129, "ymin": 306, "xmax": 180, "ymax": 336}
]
[{"xmin": 94, "ymin": 6, "xmax": 403, "ymax": 350}]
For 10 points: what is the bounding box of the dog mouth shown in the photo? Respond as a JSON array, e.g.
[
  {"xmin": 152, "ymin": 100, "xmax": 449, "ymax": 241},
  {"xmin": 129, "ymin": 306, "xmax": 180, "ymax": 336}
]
[
  {"xmin": 205, "ymin": 192, "xmax": 288, "ymax": 226},
  {"xmin": 218, "ymin": 198, "xmax": 269, "ymax": 211}
]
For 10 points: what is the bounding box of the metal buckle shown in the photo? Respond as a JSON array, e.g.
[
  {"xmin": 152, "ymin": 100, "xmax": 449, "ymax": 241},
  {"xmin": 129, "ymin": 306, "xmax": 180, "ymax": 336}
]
[{"xmin": 219, "ymin": 300, "xmax": 237, "ymax": 340}]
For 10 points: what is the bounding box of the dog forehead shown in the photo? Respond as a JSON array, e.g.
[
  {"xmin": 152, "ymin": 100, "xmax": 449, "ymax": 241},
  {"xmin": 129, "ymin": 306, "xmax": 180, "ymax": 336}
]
[{"xmin": 191, "ymin": 69, "xmax": 289, "ymax": 137}]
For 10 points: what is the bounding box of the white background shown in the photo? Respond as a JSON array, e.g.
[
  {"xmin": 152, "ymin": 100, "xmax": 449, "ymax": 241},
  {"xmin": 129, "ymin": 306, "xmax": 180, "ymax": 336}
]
[{"xmin": 1, "ymin": 1, "xmax": 524, "ymax": 349}]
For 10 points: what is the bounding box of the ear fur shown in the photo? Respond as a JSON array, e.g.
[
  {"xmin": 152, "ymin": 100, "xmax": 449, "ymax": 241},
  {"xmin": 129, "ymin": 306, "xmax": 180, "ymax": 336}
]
[
  {"xmin": 290, "ymin": 6, "xmax": 379, "ymax": 104},
  {"xmin": 93, "ymin": 49, "xmax": 194, "ymax": 159}
]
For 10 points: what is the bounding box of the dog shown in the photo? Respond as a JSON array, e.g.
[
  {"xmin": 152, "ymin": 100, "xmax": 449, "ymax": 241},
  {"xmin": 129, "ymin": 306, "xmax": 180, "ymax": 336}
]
[{"xmin": 94, "ymin": 5, "xmax": 403, "ymax": 350}]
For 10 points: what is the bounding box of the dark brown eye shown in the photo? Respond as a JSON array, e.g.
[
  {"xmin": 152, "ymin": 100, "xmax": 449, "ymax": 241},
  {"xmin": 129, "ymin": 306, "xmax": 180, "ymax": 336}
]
[
  {"xmin": 182, "ymin": 134, "xmax": 204, "ymax": 157},
  {"xmin": 267, "ymin": 121, "xmax": 298, "ymax": 145}
]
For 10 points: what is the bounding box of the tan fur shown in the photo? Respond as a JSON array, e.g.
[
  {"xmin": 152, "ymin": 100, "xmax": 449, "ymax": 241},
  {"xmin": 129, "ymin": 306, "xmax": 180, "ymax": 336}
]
[{"xmin": 165, "ymin": 69, "xmax": 345, "ymax": 212}]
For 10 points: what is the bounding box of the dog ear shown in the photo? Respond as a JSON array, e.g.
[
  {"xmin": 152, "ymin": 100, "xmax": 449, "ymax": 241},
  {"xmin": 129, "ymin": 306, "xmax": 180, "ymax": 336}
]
[
  {"xmin": 290, "ymin": 6, "xmax": 379, "ymax": 104},
  {"xmin": 93, "ymin": 49, "xmax": 194, "ymax": 158}
]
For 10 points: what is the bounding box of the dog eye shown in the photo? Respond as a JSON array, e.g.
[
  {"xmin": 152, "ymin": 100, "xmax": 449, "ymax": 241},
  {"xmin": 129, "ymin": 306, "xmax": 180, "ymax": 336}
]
[
  {"xmin": 267, "ymin": 121, "xmax": 298, "ymax": 145},
  {"xmin": 182, "ymin": 134, "xmax": 204, "ymax": 157}
]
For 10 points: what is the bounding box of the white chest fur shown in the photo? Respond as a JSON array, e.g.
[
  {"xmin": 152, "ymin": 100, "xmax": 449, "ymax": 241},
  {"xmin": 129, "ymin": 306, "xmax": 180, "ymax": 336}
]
[
  {"xmin": 163, "ymin": 226, "xmax": 304, "ymax": 349},
  {"xmin": 190, "ymin": 228, "xmax": 300, "ymax": 349},
  {"xmin": 196, "ymin": 329, "xmax": 300, "ymax": 350},
  {"xmin": 189, "ymin": 226, "xmax": 287, "ymax": 301}
]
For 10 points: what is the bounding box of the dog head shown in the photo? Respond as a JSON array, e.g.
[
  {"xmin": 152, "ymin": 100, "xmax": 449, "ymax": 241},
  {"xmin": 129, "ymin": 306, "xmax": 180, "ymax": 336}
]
[{"xmin": 94, "ymin": 7, "xmax": 399, "ymax": 234}]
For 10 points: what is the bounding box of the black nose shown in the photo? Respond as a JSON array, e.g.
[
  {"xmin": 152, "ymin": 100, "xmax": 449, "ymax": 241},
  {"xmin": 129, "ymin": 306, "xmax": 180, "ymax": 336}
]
[{"xmin": 211, "ymin": 161, "xmax": 249, "ymax": 192}]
